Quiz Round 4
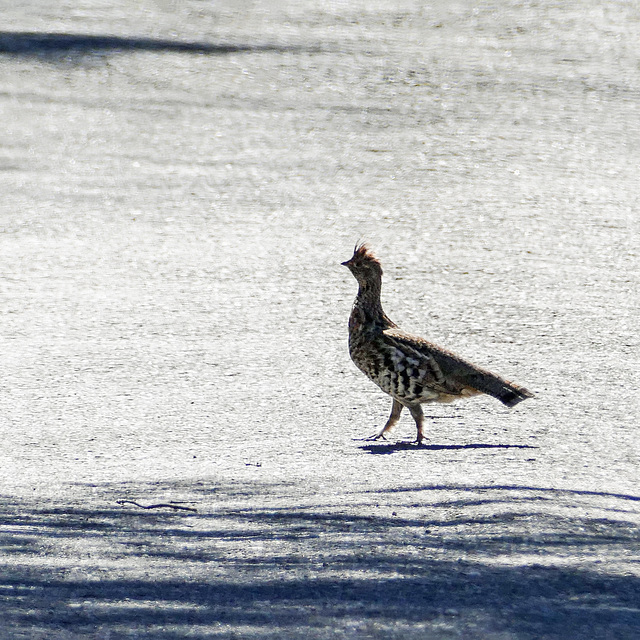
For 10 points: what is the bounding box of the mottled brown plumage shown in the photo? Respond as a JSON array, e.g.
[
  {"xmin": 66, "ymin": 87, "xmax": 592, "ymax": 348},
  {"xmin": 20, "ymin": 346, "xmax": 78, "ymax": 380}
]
[{"xmin": 342, "ymin": 243, "xmax": 533, "ymax": 443}]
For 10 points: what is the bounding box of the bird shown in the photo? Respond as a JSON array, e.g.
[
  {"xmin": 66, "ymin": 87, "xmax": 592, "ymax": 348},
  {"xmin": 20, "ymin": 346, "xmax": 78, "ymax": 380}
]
[{"xmin": 342, "ymin": 243, "xmax": 533, "ymax": 443}]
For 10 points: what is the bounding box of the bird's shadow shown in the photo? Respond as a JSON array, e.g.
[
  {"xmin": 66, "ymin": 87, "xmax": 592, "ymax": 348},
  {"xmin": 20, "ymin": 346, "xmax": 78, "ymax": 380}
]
[{"xmin": 358, "ymin": 441, "xmax": 538, "ymax": 455}]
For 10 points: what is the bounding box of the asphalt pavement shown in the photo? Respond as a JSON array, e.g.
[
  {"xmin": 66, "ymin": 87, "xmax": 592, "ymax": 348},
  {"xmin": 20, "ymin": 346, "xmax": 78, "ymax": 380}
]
[{"xmin": 1, "ymin": 1, "xmax": 639, "ymax": 638}]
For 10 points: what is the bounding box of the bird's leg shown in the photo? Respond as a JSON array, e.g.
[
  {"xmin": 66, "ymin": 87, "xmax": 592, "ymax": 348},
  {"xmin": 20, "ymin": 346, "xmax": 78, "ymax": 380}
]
[
  {"xmin": 367, "ymin": 398, "xmax": 404, "ymax": 440},
  {"xmin": 407, "ymin": 404, "xmax": 426, "ymax": 444}
]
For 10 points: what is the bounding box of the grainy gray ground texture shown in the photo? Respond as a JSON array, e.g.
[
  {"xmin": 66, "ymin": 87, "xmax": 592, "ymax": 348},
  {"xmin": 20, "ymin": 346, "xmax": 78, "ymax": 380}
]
[{"xmin": 1, "ymin": 1, "xmax": 639, "ymax": 638}]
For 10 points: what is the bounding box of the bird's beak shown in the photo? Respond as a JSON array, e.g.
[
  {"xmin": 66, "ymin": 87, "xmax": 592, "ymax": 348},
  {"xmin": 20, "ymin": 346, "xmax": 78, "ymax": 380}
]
[{"xmin": 341, "ymin": 260, "xmax": 351, "ymax": 267}]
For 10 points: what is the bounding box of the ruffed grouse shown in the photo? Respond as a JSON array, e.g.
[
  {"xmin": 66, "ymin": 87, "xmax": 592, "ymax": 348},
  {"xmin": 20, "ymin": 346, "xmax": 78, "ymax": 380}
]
[{"xmin": 343, "ymin": 243, "xmax": 533, "ymax": 443}]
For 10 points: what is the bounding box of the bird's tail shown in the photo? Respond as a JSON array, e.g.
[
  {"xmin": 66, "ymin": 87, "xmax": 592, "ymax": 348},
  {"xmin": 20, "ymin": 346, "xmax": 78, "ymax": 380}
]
[
  {"xmin": 464, "ymin": 371, "xmax": 534, "ymax": 407},
  {"xmin": 495, "ymin": 382, "xmax": 535, "ymax": 407}
]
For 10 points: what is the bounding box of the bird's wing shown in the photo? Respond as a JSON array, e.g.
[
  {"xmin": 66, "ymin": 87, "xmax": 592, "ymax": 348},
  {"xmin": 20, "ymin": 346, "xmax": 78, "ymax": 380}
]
[
  {"xmin": 383, "ymin": 327, "xmax": 532, "ymax": 404},
  {"xmin": 381, "ymin": 328, "xmax": 459, "ymax": 394}
]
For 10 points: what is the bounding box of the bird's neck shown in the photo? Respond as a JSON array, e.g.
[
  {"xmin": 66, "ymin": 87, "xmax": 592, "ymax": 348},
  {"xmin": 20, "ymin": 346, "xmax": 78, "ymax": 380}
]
[{"xmin": 350, "ymin": 278, "xmax": 395, "ymax": 332}]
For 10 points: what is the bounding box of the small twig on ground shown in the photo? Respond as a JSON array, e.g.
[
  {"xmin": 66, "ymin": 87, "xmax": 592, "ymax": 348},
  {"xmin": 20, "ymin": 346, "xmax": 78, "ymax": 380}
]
[{"xmin": 116, "ymin": 500, "xmax": 198, "ymax": 513}]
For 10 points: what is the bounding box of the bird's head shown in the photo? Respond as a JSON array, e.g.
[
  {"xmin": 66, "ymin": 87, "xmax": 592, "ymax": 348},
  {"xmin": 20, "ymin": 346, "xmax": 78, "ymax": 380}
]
[{"xmin": 341, "ymin": 242, "xmax": 383, "ymax": 286}]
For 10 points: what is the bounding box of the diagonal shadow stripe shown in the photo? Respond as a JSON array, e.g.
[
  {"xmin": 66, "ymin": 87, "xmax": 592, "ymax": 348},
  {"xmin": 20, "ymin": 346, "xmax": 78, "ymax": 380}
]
[{"xmin": 0, "ymin": 31, "xmax": 320, "ymax": 57}]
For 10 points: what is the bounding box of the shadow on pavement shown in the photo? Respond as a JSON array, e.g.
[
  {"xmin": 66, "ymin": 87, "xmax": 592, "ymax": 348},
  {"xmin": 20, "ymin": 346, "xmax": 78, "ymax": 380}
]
[
  {"xmin": 0, "ymin": 31, "xmax": 320, "ymax": 58},
  {"xmin": 376, "ymin": 483, "xmax": 640, "ymax": 504},
  {"xmin": 0, "ymin": 481, "xmax": 639, "ymax": 638},
  {"xmin": 359, "ymin": 442, "xmax": 539, "ymax": 454}
]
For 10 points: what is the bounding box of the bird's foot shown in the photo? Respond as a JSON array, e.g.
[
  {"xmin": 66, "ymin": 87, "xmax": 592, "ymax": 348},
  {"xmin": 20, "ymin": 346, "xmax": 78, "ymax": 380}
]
[{"xmin": 363, "ymin": 432, "xmax": 388, "ymax": 442}]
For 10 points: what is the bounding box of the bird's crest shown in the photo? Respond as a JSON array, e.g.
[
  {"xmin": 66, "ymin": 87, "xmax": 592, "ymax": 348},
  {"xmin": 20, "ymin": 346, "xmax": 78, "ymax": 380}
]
[{"xmin": 352, "ymin": 242, "xmax": 382, "ymax": 267}]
